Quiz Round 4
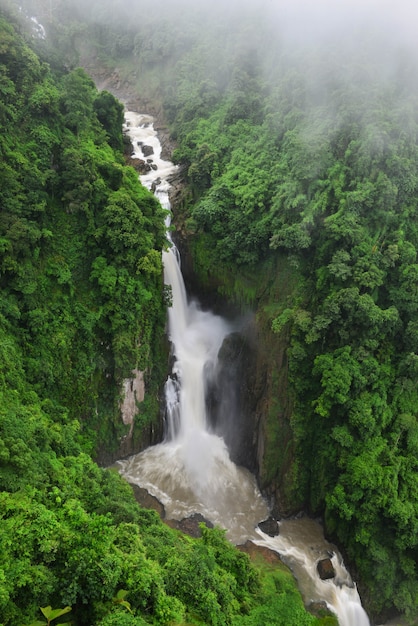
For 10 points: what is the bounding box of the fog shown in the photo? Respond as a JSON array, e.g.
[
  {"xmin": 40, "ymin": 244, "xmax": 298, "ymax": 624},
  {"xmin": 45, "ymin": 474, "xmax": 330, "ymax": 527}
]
[
  {"xmin": 102, "ymin": 0, "xmax": 418, "ymax": 81},
  {"xmin": 10, "ymin": 0, "xmax": 418, "ymax": 124},
  {"xmin": 273, "ymin": 0, "xmax": 418, "ymax": 57},
  {"xmin": 17, "ymin": 0, "xmax": 418, "ymax": 43},
  {"xmin": 124, "ymin": 0, "xmax": 418, "ymax": 46},
  {"xmin": 13, "ymin": 0, "xmax": 418, "ymax": 67}
]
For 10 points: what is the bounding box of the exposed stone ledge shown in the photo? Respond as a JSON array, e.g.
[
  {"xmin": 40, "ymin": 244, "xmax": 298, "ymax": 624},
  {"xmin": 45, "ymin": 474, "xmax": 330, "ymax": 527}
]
[{"xmin": 120, "ymin": 369, "xmax": 145, "ymax": 438}]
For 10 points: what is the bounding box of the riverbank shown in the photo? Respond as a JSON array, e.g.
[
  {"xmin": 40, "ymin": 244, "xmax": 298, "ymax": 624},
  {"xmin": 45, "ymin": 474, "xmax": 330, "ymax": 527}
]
[{"xmin": 82, "ymin": 61, "xmax": 175, "ymax": 159}]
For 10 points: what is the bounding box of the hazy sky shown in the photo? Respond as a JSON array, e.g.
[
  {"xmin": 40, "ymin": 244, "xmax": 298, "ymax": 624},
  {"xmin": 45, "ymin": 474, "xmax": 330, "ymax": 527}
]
[
  {"xmin": 14, "ymin": 0, "xmax": 418, "ymax": 70},
  {"xmin": 270, "ymin": 0, "xmax": 418, "ymax": 42},
  {"xmin": 157, "ymin": 0, "xmax": 418, "ymax": 55},
  {"xmin": 18, "ymin": 0, "xmax": 418, "ymax": 50}
]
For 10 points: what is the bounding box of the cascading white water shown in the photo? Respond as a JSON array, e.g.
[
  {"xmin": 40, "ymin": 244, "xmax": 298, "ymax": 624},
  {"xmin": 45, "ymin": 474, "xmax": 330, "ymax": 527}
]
[
  {"xmin": 119, "ymin": 112, "xmax": 269, "ymax": 542},
  {"xmin": 116, "ymin": 111, "xmax": 371, "ymax": 626},
  {"xmin": 255, "ymin": 518, "xmax": 370, "ymax": 626}
]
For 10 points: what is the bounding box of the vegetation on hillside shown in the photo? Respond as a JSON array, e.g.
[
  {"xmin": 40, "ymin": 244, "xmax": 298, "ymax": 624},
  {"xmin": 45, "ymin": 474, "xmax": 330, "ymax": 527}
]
[
  {"xmin": 0, "ymin": 6, "xmax": 169, "ymax": 447},
  {"xmin": 25, "ymin": 2, "xmax": 418, "ymax": 620},
  {"xmin": 0, "ymin": 8, "xmax": 336, "ymax": 626}
]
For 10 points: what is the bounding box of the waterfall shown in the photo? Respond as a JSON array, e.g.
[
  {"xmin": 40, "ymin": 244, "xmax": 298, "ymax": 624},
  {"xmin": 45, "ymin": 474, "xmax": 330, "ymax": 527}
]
[{"xmin": 116, "ymin": 111, "xmax": 371, "ymax": 626}]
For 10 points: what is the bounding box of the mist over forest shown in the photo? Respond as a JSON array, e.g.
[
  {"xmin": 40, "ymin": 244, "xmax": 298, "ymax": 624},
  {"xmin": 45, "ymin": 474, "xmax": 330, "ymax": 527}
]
[{"xmin": 1, "ymin": 0, "xmax": 418, "ymax": 624}]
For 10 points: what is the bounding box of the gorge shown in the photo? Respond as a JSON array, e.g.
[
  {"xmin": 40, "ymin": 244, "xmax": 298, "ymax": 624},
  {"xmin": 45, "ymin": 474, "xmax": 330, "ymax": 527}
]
[
  {"xmin": 116, "ymin": 111, "xmax": 370, "ymax": 626},
  {"xmin": 2, "ymin": 1, "xmax": 418, "ymax": 623}
]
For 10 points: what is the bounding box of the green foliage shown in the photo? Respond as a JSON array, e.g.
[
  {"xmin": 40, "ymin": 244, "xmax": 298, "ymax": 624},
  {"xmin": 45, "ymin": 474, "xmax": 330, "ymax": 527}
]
[
  {"xmin": 112, "ymin": 590, "xmax": 133, "ymax": 614},
  {"xmin": 29, "ymin": 605, "xmax": 72, "ymax": 626},
  {"xmin": 0, "ymin": 13, "xmax": 168, "ymax": 445},
  {"xmin": 0, "ymin": 19, "xmax": 320, "ymax": 626},
  {"xmin": 6, "ymin": 1, "xmax": 418, "ymax": 622},
  {"xmin": 80, "ymin": 5, "xmax": 418, "ymax": 620},
  {"xmin": 1, "ymin": 440, "xmax": 319, "ymax": 626},
  {"xmin": 230, "ymin": 557, "xmax": 336, "ymax": 626},
  {"xmin": 94, "ymin": 90, "xmax": 125, "ymax": 151}
]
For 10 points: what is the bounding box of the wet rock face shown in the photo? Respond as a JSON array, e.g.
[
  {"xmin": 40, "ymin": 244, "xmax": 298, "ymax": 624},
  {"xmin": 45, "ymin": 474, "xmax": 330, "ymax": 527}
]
[
  {"xmin": 317, "ymin": 557, "xmax": 336, "ymax": 580},
  {"xmin": 130, "ymin": 484, "xmax": 165, "ymax": 518},
  {"xmin": 141, "ymin": 144, "xmax": 154, "ymax": 157},
  {"xmin": 125, "ymin": 155, "xmax": 149, "ymax": 173},
  {"xmin": 237, "ymin": 540, "xmax": 283, "ymax": 564},
  {"xmin": 206, "ymin": 327, "xmax": 259, "ymax": 473},
  {"xmin": 308, "ymin": 601, "xmax": 332, "ymax": 619},
  {"xmin": 258, "ymin": 516, "xmax": 280, "ymax": 537}
]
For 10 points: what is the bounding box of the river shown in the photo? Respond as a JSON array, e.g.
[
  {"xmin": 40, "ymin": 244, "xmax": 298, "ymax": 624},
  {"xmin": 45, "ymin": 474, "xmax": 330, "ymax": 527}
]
[{"xmin": 116, "ymin": 111, "xmax": 371, "ymax": 626}]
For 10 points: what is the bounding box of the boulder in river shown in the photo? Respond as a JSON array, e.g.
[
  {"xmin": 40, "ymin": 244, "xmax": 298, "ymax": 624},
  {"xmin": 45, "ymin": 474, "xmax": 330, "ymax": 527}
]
[
  {"xmin": 317, "ymin": 557, "xmax": 336, "ymax": 580},
  {"xmin": 142, "ymin": 144, "xmax": 154, "ymax": 157},
  {"xmin": 258, "ymin": 516, "xmax": 280, "ymax": 536},
  {"xmin": 130, "ymin": 484, "xmax": 165, "ymax": 518},
  {"xmin": 125, "ymin": 155, "xmax": 147, "ymax": 172},
  {"xmin": 237, "ymin": 540, "xmax": 283, "ymax": 564}
]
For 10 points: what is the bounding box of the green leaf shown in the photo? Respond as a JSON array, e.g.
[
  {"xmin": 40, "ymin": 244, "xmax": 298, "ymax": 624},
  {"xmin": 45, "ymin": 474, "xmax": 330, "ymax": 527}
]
[
  {"xmin": 40, "ymin": 606, "xmax": 72, "ymax": 621},
  {"xmin": 113, "ymin": 589, "xmax": 133, "ymax": 613}
]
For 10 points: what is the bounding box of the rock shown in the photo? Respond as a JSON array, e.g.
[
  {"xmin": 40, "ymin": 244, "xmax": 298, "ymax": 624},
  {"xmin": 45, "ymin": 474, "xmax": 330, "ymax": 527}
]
[
  {"xmin": 120, "ymin": 369, "xmax": 145, "ymax": 429},
  {"xmin": 151, "ymin": 177, "xmax": 161, "ymax": 192},
  {"xmin": 237, "ymin": 540, "xmax": 282, "ymax": 564},
  {"xmin": 206, "ymin": 330, "xmax": 258, "ymax": 472},
  {"xmin": 125, "ymin": 155, "xmax": 147, "ymax": 172},
  {"xmin": 165, "ymin": 514, "xmax": 213, "ymax": 538},
  {"xmin": 258, "ymin": 516, "xmax": 280, "ymax": 536},
  {"xmin": 308, "ymin": 601, "xmax": 333, "ymax": 619},
  {"xmin": 130, "ymin": 484, "xmax": 165, "ymax": 518},
  {"xmin": 317, "ymin": 557, "xmax": 335, "ymax": 580},
  {"xmin": 142, "ymin": 144, "xmax": 154, "ymax": 157}
]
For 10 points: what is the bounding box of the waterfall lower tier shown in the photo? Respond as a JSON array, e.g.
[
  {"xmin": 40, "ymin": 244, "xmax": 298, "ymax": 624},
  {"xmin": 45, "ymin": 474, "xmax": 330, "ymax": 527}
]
[
  {"xmin": 117, "ymin": 435, "xmax": 269, "ymax": 545},
  {"xmin": 117, "ymin": 442, "xmax": 370, "ymax": 625},
  {"xmin": 163, "ymin": 247, "xmax": 229, "ymax": 437},
  {"xmin": 117, "ymin": 110, "xmax": 371, "ymax": 626}
]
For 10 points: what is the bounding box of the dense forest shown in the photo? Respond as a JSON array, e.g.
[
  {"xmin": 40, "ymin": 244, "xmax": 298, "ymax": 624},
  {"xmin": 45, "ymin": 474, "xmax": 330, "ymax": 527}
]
[
  {"xmin": 0, "ymin": 4, "xmax": 339, "ymax": 626},
  {"xmin": 2, "ymin": 0, "xmax": 418, "ymax": 624}
]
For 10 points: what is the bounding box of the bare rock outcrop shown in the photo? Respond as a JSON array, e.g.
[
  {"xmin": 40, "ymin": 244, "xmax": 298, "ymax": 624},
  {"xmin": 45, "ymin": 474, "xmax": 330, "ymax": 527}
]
[
  {"xmin": 120, "ymin": 369, "xmax": 145, "ymax": 438},
  {"xmin": 237, "ymin": 540, "xmax": 283, "ymax": 565},
  {"xmin": 166, "ymin": 513, "xmax": 214, "ymax": 538}
]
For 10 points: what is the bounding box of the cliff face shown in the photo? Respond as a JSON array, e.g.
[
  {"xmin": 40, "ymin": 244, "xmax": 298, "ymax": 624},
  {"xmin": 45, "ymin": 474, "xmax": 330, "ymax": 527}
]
[
  {"xmin": 219, "ymin": 322, "xmax": 299, "ymax": 515},
  {"xmin": 249, "ymin": 313, "xmax": 300, "ymax": 516},
  {"xmin": 206, "ymin": 311, "xmax": 301, "ymax": 516}
]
